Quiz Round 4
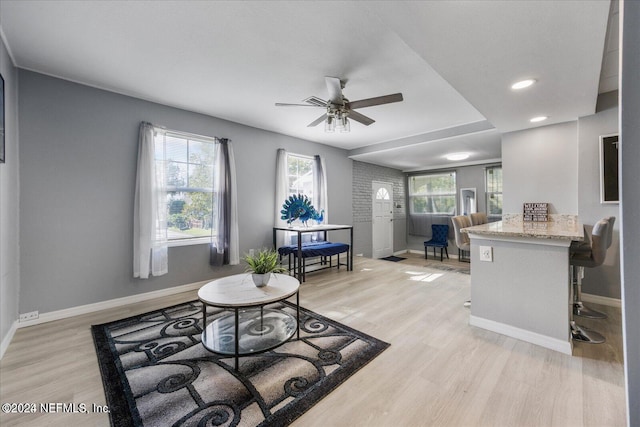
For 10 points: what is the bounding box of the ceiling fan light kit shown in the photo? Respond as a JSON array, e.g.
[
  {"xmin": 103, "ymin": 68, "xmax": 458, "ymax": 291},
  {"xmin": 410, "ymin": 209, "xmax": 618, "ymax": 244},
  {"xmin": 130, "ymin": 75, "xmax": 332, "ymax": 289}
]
[
  {"xmin": 276, "ymin": 76, "xmax": 403, "ymax": 134},
  {"xmin": 325, "ymin": 106, "xmax": 351, "ymax": 133}
]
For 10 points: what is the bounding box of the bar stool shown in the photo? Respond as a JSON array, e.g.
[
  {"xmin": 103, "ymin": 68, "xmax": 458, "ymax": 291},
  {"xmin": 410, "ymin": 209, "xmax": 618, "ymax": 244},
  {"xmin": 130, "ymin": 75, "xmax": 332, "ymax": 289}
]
[
  {"xmin": 569, "ymin": 218, "xmax": 610, "ymax": 344},
  {"xmin": 462, "ymin": 214, "xmax": 485, "ymax": 307},
  {"xmin": 451, "ymin": 215, "xmax": 471, "ymax": 262},
  {"xmin": 469, "ymin": 212, "xmax": 488, "ymax": 226},
  {"xmin": 571, "ymin": 217, "xmax": 615, "ymax": 319}
]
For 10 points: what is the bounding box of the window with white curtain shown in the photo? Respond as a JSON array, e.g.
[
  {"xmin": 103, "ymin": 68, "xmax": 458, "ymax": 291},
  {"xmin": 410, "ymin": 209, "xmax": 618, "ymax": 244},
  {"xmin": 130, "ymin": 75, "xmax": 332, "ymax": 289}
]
[
  {"xmin": 154, "ymin": 130, "xmax": 217, "ymax": 245},
  {"xmin": 485, "ymin": 165, "xmax": 503, "ymax": 218},
  {"xmin": 409, "ymin": 172, "xmax": 457, "ymax": 215},
  {"xmin": 287, "ymin": 153, "xmax": 315, "ymax": 199}
]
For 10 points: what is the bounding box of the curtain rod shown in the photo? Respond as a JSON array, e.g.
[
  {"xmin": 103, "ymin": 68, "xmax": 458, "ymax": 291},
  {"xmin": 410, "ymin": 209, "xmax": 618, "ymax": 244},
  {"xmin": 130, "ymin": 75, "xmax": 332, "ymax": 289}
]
[{"xmin": 153, "ymin": 125, "xmax": 226, "ymax": 144}]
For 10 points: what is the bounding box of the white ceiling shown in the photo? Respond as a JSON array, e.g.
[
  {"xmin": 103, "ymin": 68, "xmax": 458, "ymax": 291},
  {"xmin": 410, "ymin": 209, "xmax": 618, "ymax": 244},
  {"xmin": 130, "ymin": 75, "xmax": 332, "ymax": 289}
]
[{"xmin": 0, "ymin": 0, "xmax": 612, "ymax": 171}]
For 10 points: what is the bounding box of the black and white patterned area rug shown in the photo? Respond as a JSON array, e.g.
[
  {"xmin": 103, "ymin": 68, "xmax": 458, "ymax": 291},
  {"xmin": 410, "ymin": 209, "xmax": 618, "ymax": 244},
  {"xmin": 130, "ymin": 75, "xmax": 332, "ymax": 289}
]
[{"xmin": 91, "ymin": 300, "xmax": 389, "ymax": 427}]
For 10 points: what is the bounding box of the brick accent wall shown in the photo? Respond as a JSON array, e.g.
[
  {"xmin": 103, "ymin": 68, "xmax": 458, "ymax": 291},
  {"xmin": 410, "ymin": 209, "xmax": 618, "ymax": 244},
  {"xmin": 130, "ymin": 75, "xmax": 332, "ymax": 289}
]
[{"xmin": 352, "ymin": 160, "xmax": 406, "ymax": 256}]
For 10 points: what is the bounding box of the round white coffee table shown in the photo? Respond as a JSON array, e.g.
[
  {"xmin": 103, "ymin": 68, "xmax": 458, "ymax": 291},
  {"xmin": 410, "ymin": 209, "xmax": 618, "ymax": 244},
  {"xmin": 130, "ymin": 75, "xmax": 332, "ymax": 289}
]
[{"xmin": 198, "ymin": 273, "xmax": 300, "ymax": 370}]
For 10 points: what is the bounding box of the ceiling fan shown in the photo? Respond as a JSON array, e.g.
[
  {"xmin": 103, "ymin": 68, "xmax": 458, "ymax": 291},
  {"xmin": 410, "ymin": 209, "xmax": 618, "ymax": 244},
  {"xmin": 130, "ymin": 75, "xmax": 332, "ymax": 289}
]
[{"xmin": 275, "ymin": 77, "xmax": 403, "ymax": 133}]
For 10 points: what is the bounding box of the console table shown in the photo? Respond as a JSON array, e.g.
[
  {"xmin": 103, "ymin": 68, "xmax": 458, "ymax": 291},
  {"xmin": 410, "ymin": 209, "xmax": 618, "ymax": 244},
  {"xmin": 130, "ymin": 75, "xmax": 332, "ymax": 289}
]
[
  {"xmin": 198, "ymin": 273, "xmax": 300, "ymax": 370},
  {"xmin": 273, "ymin": 224, "xmax": 353, "ymax": 282}
]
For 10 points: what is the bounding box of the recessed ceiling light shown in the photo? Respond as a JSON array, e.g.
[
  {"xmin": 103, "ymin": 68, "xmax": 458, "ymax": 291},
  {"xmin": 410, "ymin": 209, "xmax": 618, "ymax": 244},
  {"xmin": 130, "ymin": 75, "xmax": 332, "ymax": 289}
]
[
  {"xmin": 446, "ymin": 152, "xmax": 470, "ymax": 161},
  {"xmin": 511, "ymin": 79, "xmax": 536, "ymax": 90},
  {"xmin": 530, "ymin": 116, "xmax": 548, "ymax": 123}
]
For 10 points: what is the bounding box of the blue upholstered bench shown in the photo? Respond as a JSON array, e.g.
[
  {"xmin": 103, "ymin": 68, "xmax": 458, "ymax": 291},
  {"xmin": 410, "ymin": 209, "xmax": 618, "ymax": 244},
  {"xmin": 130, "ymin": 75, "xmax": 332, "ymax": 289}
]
[{"xmin": 278, "ymin": 241, "xmax": 350, "ymax": 281}]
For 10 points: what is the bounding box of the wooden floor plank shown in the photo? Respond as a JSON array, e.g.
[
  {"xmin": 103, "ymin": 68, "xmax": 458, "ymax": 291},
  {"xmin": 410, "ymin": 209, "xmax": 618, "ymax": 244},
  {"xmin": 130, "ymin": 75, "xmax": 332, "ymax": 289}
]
[{"xmin": 0, "ymin": 253, "xmax": 626, "ymax": 426}]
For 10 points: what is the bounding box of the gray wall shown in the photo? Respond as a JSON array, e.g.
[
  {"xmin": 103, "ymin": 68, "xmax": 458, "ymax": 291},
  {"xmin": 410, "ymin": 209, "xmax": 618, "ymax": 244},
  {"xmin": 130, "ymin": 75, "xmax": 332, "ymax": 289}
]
[
  {"xmin": 352, "ymin": 160, "xmax": 406, "ymax": 257},
  {"xmin": 502, "ymin": 111, "xmax": 622, "ymax": 301},
  {"xmin": 577, "ymin": 101, "xmax": 621, "ymax": 298},
  {"xmin": 0, "ymin": 36, "xmax": 20, "ymax": 350},
  {"xmin": 502, "ymin": 121, "xmax": 578, "ymax": 215},
  {"xmin": 18, "ymin": 70, "xmax": 352, "ymax": 314},
  {"xmin": 621, "ymin": 1, "xmax": 640, "ymax": 424}
]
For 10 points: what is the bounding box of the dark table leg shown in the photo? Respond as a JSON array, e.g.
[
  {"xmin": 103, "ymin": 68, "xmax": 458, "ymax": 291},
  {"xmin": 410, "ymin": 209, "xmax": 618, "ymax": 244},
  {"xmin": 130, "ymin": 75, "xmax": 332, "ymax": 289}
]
[
  {"xmin": 234, "ymin": 308, "xmax": 239, "ymax": 371},
  {"xmin": 297, "ymin": 231, "xmax": 303, "ymax": 282},
  {"xmin": 272, "ymin": 228, "xmax": 277, "ymax": 250},
  {"xmin": 349, "ymin": 227, "xmax": 354, "ymax": 271},
  {"xmin": 202, "ymin": 302, "xmax": 207, "ymax": 344}
]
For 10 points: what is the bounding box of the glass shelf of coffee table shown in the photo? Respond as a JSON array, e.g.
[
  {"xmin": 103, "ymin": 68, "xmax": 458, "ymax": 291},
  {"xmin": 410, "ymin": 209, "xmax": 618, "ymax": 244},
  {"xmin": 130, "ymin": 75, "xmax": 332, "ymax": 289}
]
[
  {"xmin": 198, "ymin": 273, "xmax": 300, "ymax": 370},
  {"xmin": 201, "ymin": 307, "xmax": 297, "ymax": 355}
]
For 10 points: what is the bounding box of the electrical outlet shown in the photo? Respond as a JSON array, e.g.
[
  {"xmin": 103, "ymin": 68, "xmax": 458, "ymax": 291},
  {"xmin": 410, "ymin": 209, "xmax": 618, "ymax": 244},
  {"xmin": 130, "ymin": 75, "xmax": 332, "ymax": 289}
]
[
  {"xmin": 19, "ymin": 311, "xmax": 39, "ymax": 322},
  {"xmin": 479, "ymin": 246, "xmax": 493, "ymax": 262},
  {"xmin": 249, "ymin": 249, "xmax": 255, "ymax": 257}
]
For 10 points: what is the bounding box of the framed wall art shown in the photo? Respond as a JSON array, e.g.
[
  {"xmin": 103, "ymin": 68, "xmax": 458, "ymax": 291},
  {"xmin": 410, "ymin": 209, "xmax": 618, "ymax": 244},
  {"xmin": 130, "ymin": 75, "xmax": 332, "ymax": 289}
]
[
  {"xmin": 600, "ymin": 134, "xmax": 619, "ymax": 204},
  {"xmin": 0, "ymin": 73, "xmax": 4, "ymax": 163}
]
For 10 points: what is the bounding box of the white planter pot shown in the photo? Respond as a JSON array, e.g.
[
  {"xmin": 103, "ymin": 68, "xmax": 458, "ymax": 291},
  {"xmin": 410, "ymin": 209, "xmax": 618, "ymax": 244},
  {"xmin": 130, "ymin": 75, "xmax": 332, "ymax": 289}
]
[{"xmin": 251, "ymin": 273, "xmax": 271, "ymax": 287}]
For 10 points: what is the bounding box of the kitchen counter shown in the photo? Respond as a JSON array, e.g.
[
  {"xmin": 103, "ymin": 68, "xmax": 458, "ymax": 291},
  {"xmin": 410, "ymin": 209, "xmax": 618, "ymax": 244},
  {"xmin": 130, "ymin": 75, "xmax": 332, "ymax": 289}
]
[
  {"xmin": 462, "ymin": 214, "xmax": 583, "ymax": 355},
  {"xmin": 461, "ymin": 214, "xmax": 584, "ymax": 242}
]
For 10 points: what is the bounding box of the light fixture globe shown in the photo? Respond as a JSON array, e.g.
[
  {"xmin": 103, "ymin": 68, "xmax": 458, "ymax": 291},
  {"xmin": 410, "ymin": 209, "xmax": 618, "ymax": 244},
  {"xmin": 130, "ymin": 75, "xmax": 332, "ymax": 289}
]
[
  {"xmin": 340, "ymin": 118, "xmax": 350, "ymax": 133},
  {"xmin": 325, "ymin": 115, "xmax": 335, "ymax": 132},
  {"xmin": 530, "ymin": 116, "xmax": 548, "ymax": 123},
  {"xmin": 445, "ymin": 152, "xmax": 470, "ymax": 161},
  {"xmin": 511, "ymin": 79, "xmax": 536, "ymax": 90}
]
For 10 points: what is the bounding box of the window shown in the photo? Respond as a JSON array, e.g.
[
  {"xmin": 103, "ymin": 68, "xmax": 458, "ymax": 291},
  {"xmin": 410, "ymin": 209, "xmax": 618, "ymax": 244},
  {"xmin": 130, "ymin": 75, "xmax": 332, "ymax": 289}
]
[
  {"xmin": 287, "ymin": 153, "xmax": 314, "ymax": 199},
  {"xmin": 375, "ymin": 187, "xmax": 390, "ymax": 200},
  {"xmin": 409, "ymin": 172, "xmax": 457, "ymax": 214},
  {"xmin": 486, "ymin": 165, "xmax": 503, "ymax": 217},
  {"xmin": 154, "ymin": 130, "xmax": 216, "ymax": 243}
]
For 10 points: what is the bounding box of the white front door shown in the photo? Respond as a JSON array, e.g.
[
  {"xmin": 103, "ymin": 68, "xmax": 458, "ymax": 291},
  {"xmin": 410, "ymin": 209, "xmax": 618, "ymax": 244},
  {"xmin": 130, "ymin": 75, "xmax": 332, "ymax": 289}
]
[{"xmin": 372, "ymin": 181, "xmax": 393, "ymax": 258}]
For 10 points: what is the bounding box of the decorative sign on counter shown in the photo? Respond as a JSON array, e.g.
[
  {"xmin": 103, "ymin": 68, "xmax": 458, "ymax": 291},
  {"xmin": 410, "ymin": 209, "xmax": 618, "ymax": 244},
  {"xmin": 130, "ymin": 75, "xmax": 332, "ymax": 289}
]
[{"xmin": 523, "ymin": 202, "xmax": 548, "ymax": 222}]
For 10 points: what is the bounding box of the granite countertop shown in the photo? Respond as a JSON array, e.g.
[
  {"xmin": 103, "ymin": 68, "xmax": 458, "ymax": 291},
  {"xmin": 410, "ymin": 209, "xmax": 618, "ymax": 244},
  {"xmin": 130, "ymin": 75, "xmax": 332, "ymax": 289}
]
[{"xmin": 461, "ymin": 214, "xmax": 584, "ymax": 241}]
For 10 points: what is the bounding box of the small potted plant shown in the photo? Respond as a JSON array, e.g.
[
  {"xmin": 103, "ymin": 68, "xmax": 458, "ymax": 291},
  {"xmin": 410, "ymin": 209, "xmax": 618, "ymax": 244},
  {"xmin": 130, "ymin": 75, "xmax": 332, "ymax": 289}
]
[{"xmin": 244, "ymin": 248, "xmax": 287, "ymax": 287}]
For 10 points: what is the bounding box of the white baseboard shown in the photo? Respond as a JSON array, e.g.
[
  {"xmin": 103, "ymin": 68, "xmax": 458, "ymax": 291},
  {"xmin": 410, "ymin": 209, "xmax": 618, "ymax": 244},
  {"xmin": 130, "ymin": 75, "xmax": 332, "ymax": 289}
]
[
  {"xmin": 15, "ymin": 280, "xmax": 209, "ymax": 329},
  {"xmin": 469, "ymin": 315, "xmax": 572, "ymax": 355},
  {"xmin": 581, "ymin": 293, "xmax": 622, "ymax": 308},
  {"xmin": 393, "ymin": 249, "xmax": 408, "ymax": 256},
  {"xmin": 0, "ymin": 321, "xmax": 18, "ymax": 360}
]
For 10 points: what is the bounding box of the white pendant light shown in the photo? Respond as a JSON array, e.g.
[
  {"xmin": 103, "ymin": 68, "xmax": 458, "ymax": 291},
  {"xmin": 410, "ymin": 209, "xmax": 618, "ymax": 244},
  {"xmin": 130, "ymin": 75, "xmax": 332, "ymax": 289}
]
[
  {"xmin": 325, "ymin": 116, "xmax": 335, "ymax": 132},
  {"xmin": 340, "ymin": 117, "xmax": 350, "ymax": 133}
]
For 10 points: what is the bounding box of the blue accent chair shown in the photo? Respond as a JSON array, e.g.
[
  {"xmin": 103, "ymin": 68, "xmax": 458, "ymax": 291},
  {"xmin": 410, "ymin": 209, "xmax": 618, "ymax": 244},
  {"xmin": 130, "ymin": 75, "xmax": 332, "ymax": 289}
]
[{"xmin": 424, "ymin": 224, "xmax": 449, "ymax": 261}]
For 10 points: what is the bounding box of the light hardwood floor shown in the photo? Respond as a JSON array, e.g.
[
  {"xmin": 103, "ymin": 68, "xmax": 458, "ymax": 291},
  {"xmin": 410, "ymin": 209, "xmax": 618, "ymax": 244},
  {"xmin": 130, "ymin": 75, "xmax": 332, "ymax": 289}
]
[{"xmin": 0, "ymin": 253, "xmax": 626, "ymax": 426}]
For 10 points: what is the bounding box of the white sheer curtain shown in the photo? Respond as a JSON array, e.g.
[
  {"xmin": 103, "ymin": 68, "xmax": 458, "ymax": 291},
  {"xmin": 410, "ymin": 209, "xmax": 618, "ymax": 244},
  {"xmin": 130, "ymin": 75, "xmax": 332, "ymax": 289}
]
[
  {"xmin": 313, "ymin": 155, "xmax": 328, "ymax": 223},
  {"xmin": 274, "ymin": 148, "xmax": 289, "ymax": 248},
  {"xmin": 210, "ymin": 138, "xmax": 239, "ymax": 266},
  {"xmin": 133, "ymin": 122, "xmax": 168, "ymax": 278},
  {"xmin": 226, "ymin": 142, "xmax": 240, "ymax": 265}
]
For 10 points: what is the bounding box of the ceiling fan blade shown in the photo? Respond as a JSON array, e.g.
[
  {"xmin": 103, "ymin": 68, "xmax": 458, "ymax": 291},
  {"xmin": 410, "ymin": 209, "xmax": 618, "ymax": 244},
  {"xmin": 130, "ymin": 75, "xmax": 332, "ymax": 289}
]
[
  {"xmin": 325, "ymin": 76, "xmax": 344, "ymax": 105},
  {"xmin": 275, "ymin": 103, "xmax": 324, "ymax": 107},
  {"xmin": 348, "ymin": 110, "xmax": 375, "ymax": 126},
  {"xmin": 348, "ymin": 93, "xmax": 404, "ymax": 110},
  {"xmin": 307, "ymin": 114, "xmax": 328, "ymax": 127}
]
